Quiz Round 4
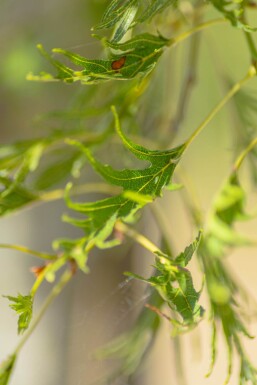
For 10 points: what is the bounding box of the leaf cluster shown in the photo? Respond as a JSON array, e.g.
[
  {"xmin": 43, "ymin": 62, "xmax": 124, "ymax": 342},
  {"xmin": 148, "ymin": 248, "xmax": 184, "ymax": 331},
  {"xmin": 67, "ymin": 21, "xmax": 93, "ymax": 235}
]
[
  {"xmin": 128, "ymin": 232, "xmax": 204, "ymax": 331},
  {"xmin": 197, "ymin": 164, "xmax": 257, "ymax": 384},
  {"xmin": 1, "ymin": 0, "xmax": 257, "ymax": 384}
]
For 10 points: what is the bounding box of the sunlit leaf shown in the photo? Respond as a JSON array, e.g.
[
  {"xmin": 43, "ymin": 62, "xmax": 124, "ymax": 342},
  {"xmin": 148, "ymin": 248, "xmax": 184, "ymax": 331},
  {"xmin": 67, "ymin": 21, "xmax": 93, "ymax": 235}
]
[
  {"xmin": 94, "ymin": 0, "xmax": 175, "ymax": 35},
  {"xmin": 28, "ymin": 33, "xmax": 170, "ymax": 84},
  {"xmin": 4, "ymin": 294, "xmax": 33, "ymax": 334},
  {"xmin": 62, "ymin": 110, "xmax": 185, "ymax": 270}
]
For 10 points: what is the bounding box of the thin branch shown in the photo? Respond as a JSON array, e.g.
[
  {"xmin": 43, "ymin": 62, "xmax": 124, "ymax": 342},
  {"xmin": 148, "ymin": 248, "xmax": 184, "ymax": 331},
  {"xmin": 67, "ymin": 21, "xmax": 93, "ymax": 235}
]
[
  {"xmin": 234, "ymin": 136, "xmax": 257, "ymax": 171},
  {"xmin": 0, "ymin": 243, "xmax": 57, "ymax": 261},
  {"xmin": 168, "ymin": 18, "xmax": 228, "ymax": 47},
  {"xmin": 185, "ymin": 66, "xmax": 257, "ymax": 149},
  {"xmin": 15, "ymin": 269, "xmax": 73, "ymax": 355}
]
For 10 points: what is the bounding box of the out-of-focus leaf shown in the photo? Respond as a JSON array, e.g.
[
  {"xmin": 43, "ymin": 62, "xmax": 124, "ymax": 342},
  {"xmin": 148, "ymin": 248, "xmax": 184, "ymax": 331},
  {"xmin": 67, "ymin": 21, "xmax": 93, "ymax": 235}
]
[
  {"xmin": 198, "ymin": 166, "xmax": 256, "ymax": 383},
  {"xmin": 28, "ymin": 33, "xmax": 169, "ymax": 84},
  {"xmin": 205, "ymin": 172, "xmax": 252, "ymax": 257},
  {"xmin": 95, "ymin": 290, "xmax": 162, "ymax": 381},
  {"xmin": 209, "ymin": 0, "xmax": 257, "ymax": 32},
  {"xmin": 139, "ymin": 0, "xmax": 175, "ymax": 22},
  {"xmin": 4, "ymin": 294, "xmax": 33, "ymax": 334},
  {"xmin": 0, "ymin": 176, "xmax": 38, "ymax": 217},
  {"xmin": 239, "ymin": 356, "xmax": 257, "ymax": 385},
  {"xmin": 232, "ymin": 87, "xmax": 257, "ymax": 183},
  {"xmin": 0, "ymin": 355, "xmax": 16, "ymax": 385},
  {"xmin": 33, "ymin": 152, "xmax": 80, "ymax": 190}
]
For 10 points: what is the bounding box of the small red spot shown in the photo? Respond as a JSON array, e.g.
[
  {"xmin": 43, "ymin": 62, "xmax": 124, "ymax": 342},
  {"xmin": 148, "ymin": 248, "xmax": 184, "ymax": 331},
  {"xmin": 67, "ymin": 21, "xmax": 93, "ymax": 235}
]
[
  {"xmin": 30, "ymin": 265, "xmax": 46, "ymax": 278},
  {"xmin": 111, "ymin": 56, "xmax": 126, "ymax": 71}
]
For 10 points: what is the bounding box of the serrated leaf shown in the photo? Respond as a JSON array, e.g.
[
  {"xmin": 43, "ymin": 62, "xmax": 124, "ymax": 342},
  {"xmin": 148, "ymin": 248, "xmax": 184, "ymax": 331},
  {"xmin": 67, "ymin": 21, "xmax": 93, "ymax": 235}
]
[
  {"xmin": 209, "ymin": 0, "xmax": 257, "ymax": 32},
  {"xmin": 175, "ymin": 231, "xmax": 202, "ymax": 266},
  {"xmin": 127, "ymin": 233, "xmax": 203, "ymax": 328},
  {"xmin": 29, "ymin": 33, "xmax": 169, "ymax": 84},
  {"xmin": 0, "ymin": 355, "xmax": 16, "ymax": 385},
  {"xmin": 62, "ymin": 113, "xmax": 185, "ymax": 270},
  {"xmin": 4, "ymin": 294, "xmax": 33, "ymax": 334}
]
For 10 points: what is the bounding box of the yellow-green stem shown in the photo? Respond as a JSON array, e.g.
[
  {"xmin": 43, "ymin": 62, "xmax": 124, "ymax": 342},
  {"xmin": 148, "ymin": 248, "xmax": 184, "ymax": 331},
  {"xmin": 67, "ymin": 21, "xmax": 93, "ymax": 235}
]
[
  {"xmin": 115, "ymin": 221, "xmax": 162, "ymax": 254},
  {"xmin": 15, "ymin": 269, "xmax": 73, "ymax": 355},
  {"xmin": 169, "ymin": 18, "xmax": 228, "ymax": 47},
  {"xmin": 185, "ymin": 66, "xmax": 256, "ymax": 149},
  {"xmin": 0, "ymin": 243, "xmax": 56, "ymax": 261},
  {"xmin": 30, "ymin": 256, "xmax": 68, "ymax": 297},
  {"xmin": 115, "ymin": 222, "xmax": 179, "ymax": 272},
  {"xmin": 234, "ymin": 136, "xmax": 257, "ymax": 171}
]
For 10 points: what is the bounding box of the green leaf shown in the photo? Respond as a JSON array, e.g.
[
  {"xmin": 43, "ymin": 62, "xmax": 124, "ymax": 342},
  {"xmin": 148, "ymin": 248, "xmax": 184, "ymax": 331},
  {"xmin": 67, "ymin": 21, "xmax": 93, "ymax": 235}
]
[
  {"xmin": 94, "ymin": 0, "xmax": 139, "ymax": 42},
  {"xmin": 239, "ymin": 357, "xmax": 257, "ymax": 385},
  {"xmin": 94, "ymin": 0, "xmax": 138, "ymax": 30},
  {"xmin": 0, "ymin": 176, "xmax": 38, "ymax": 217},
  {"xmin": 33, "ymin": 151, "xmax": 80, "ymax": 190},
  {"xmin": 52, "ymin": 238, "xmax": 89, "ymax": 274},
  {"xmin": 0, "ymin": 355, "xmax": 16, "ymax": 385},
  {"xmin": 29, "ymin": 33, "xmax": 169, "ymax": 84},
  {"xmin": 198, "ymin": 190, "xmax": 255, "ymax": 385},
  {"xmin": 62, "ymin": 111, "xmax": 185, "ymax": 270},
  {"xmin": 139, "ymin": 0, "xmax": 175, "ymax": 22},
  {"xmin": 4, "ymin": 294, "xmax": 33, "ymax": 334},
  {"xmin": 127, "ymin": 233, "xmax": 204, "ymax": 329},
  {"xmin": 204, "ymin": 172, "xmax": 252, "ymax": 258},
  {"xmin": 94, "ymin": 0, "xmax": 175, "ymax": 35},
  {"xmin": 209, "ymin": 0, "xmax": 257, "ymax": 32}
]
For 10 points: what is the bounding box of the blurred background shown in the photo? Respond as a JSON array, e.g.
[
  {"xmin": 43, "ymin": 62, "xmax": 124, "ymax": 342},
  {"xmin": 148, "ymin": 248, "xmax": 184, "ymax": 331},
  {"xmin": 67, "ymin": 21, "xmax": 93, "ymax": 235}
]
[{"xmin": 1, "ymin": 1, "xmax": 257, "ymax": 385}]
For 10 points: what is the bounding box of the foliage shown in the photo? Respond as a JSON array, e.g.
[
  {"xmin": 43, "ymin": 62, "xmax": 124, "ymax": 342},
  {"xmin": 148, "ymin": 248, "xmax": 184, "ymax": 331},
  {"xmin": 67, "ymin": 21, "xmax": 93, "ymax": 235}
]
[
  {"xmin": 4, "ymin": 294, "xmax": 33, "ymax": 334},
  {"xmin": 1, "ymin": 0, "xmax": 257, "ymax": 384},
  {"xmin": 127, "ymin": 232, "xmax": 204, "ymax": 331}
]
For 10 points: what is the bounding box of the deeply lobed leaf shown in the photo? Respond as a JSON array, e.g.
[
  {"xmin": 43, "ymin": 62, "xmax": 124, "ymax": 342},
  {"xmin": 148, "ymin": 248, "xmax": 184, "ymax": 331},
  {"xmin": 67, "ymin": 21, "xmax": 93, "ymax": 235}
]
[
  {"xmin": 62, "ymin": 114, "xmax": 185, "ymax": 270},
  {"xmin": 28, "ymin": 33, "xmax": 170, "ymax": 84},
  {"xmin": 127, "ymin": 233, "xmax": 204, "ymax": 329},
  {"xmin": 4, "ymin": 294, "xmax": 33, "ymax": 334}
]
